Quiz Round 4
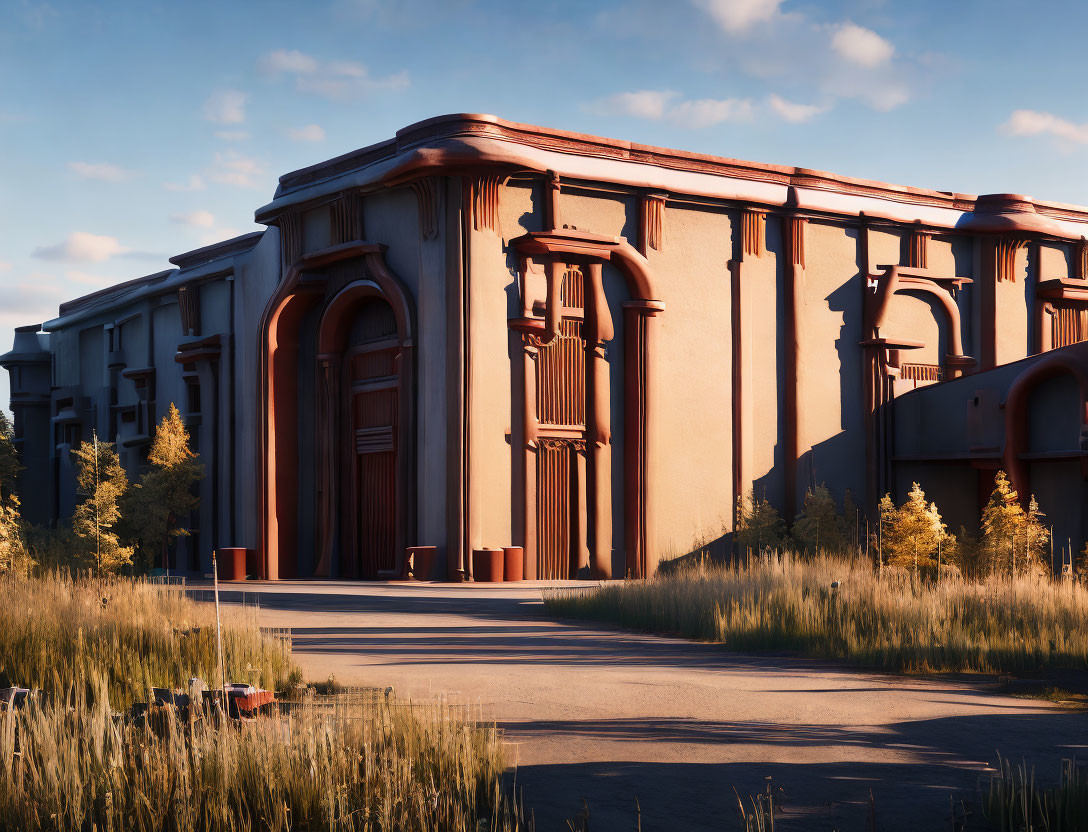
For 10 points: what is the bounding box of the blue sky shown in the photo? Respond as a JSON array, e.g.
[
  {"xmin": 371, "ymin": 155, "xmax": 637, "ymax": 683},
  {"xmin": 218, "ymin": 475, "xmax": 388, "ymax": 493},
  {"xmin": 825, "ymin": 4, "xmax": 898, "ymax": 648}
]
[{"xmin": 3, "ymin": 0, "xmax": 1088, "ymax": 410}]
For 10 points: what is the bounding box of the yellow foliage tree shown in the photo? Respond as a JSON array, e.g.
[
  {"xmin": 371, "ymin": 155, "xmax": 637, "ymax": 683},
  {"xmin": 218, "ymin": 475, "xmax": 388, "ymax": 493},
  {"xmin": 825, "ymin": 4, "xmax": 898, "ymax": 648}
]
[
  {"xmin": 72, "ymin": 433, "xmax": 133, "ymax": 573},
  {"xmin": 0, "ymin": 412, "xmax": 33, "ymax": 576},
  {"xmin": 123, "ymin": 404, "xmax": 204, "ymax": 572},
  {"xmin": 979, "ymin": 471, "xmax": 1049, "ymax": 578},
  {"xmin": 879, "ymin": 482, "xmax": 953, "ymax": 573}
]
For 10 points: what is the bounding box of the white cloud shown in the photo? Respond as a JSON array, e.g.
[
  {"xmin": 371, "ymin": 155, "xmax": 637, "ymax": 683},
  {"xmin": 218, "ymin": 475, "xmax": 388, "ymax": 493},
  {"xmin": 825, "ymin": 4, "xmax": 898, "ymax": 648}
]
[
  {"xmin": 589, "ymin": 89, "xmax": 752, "ymax": 128},
  {"xmin": 1001, "ymin": 109, "xmax": 1088, "ymax": 144},
  {"xmin": 592, "ymin": 90, "xmax": 679, "ymax": 120},
  {"xmin": 32, "ymin": 232, "xmax": 129, "ymax": 263},
  {"xmin": 259, "ymin": 48, "xmax": 319, "ymax": 75},
  {"xmin": 288, "ymin": 124, "xmax": 326, "ymax": 142},
  {"xmin": 207, "ymin": 151, "xmax": 265, "ymax": 188},
  {"xmin": 831, "ymin": 23, "xmax": 894, "ymax": 67},
  {"xmin": 258, "ymin": 49, "xmax": 409, "ymax": 99},
  {"xmin": 164, "ymin": 174, "xmax": 207, "ymax": 192},
  {"xmin": 694, "ymin": 0, "xmax": 781, "ymax": 33},
  {"xmin": 768, "ymin": 93, "xmax": 829, "ymax": 123},
  {"xmin": 68, "ymin": 161, "xmax": 132, "ymax": 182},
  {"xmin": 214, "ymin": 130, "xmax": 250, "ymax": 141},
  {"xmin": 170, "ymin": 210, "xmax": 216, "ymax": 228},
  {"xmin": 0, "ymin": 261, "xmax": 10, "ymax": 272},
  {"xmin": 0, "ymin": 277, "xmax": 63, "ymax": 322},
  {"xmin": 203, "ymin": 89, "xmax": 247, "ymax": 124},
  {"xmin": 670, "ymin": 97, "xmax": 754, "ymax": 128}
]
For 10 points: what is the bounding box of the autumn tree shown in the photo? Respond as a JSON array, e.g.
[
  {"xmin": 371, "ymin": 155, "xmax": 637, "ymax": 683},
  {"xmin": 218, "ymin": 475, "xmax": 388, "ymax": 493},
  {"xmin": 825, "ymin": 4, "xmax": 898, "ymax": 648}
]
[
  {"xmin": 0, "ymin": 413, "xmax": 32, "ymax": 577},
  {"xmin": 792, "ymin": 484, "xmax": 848, "ymax": 554},
  {"xmin": 880, "ymin": 482, "xmax": 953, "ymax": 574},
  {"xmin": 735, "ymin": 490, "xmax": 787, "ymax": 554},
  {"xmin": 72, "ymin": 433, "xmax": 133, "ymax": 573},
  {"xmin": 978, "ymin": 471, "xmax": 1049, "ymax": 578},
  {"xmin": 123, "ymin": 404, "xmax": 204, "ymax": 573}
]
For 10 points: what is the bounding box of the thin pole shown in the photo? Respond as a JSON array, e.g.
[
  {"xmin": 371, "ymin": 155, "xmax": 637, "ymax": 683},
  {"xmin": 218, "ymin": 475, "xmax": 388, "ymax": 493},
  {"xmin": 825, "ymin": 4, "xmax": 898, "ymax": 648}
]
[{"xmin": 212, "ymin": 550, "xmax": 227, "ymax": 708}]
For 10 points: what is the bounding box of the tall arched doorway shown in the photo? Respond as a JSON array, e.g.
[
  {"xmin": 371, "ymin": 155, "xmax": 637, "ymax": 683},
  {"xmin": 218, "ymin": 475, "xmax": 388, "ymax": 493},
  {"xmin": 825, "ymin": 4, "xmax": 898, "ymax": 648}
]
[{"xmin": 259, "ymin": 243, "xmax": 415, "ymax": 581}]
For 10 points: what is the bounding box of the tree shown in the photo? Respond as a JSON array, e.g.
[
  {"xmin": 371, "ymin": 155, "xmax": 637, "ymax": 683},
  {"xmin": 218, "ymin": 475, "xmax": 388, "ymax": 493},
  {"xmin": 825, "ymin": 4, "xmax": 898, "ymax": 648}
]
[
  {"xmin": 72, "ymin": 433, "xmax": 133, "ymax": 573},
  {"xmin": 792, "ymin": 484, "xmax": 847, "ymax": 555},
  {"xmin": 123, "ymin": 404, "xmax": 204, "ymax": 573},
  {"xmin": 881, "ymin": 482, "xmax": 952, "ymax": 574},
  {"xmin": 978, "ymin": 471, "xmax": 1049, "ymax": 578},
  {"xmin": 735, "ymin": 490, "xmax": 787, "ymax": 554},
  {"xmin": 0, "ymin": 412, "xmax": 32, "ymax": 577}
]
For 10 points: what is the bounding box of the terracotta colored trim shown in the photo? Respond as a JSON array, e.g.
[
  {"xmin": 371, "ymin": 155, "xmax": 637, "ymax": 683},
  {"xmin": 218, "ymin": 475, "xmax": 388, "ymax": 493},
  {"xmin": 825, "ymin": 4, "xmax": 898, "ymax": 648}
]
[
  {"xmin": 869, "ymin": 265, "xmax": 973, "ymax": 376},
  {"xmin": 1002, "ymin": 352, "xmax": 1088, "ymax": 503},
  {"xmin": 256, "ymin": 241, "xmax": 387, "ymax": 581},
  {"xmin": 313, "ymin": 270, "xmax": 416, "ymax": 578},
  {"xmin": 783, "ymin": 216, "xmax": 805, "ymax": 517},
  {"xmin": 638, "ymin": 194, "xmax": 667, "ymax": 253},
  {"xmin": 545, "ymin": 170, "xmax": 562, "ymax": 232}
]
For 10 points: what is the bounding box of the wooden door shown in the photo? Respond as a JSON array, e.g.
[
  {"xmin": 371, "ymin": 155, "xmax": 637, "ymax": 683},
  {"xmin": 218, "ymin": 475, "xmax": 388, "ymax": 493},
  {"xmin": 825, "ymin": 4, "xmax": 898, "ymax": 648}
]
[
  {"xmin": 343, "ymin": 302, "xmax": 399, "ymax": 578},
  {"xmin": 534, "ymin": 267, "xmax": 587, "ymax": 579}
]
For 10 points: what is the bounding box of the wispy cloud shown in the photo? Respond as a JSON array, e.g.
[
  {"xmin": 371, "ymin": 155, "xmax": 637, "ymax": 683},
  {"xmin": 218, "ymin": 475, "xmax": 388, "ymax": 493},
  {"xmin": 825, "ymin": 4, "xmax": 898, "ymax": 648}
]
[
  {"xmin": 831, "ymin": 23, "xmax": 894, "ymax": 67},
  {"xmin": 68, "ymin": 161, "xmax": 133, "ymax": 181},
  {"xmin": 288, "ymin": 124, "xmax": 326, "ymax": 142},
  {"xmin": 0, "ymin": 261, "xmax": 11, "ymax": 272},
  {"xmin": 588, "ymin": 89, "xmax": 752, "ymax": 128},
  {"xmin": 65, "ymin": 270, "xmax": 117, "ymax": 288},
  {"xmin": 214, "ymin": 130, "xmax": 250, "ymax": 141},
  {"xmin": 198, "ymin": 226, "xmax": 242, "ymax": 247},
  {"xmin": 258, "ymin": 48, "xmax": 409, "ymax": 99},
  {"xmin": 0, "ymin": 276, "xmax": 63, "ymax": 322},
  {"xmin": 694, "ymin": 0, "xmax": 782, "ymax": 34},
  {"xmin": 768, "ymin": 93, "xmax": 829, "ymax": 123},
  {"xmin": 32, "ymin": 231, "xmax": 129, "ymax": 263},
  {"xmin": 170, "ymin": 210, "xmax": 216, "ymax": 228},
  {"xmin": 1001, "ymin": 109, "xmax": 1088, "ymax": 144},
  {"xmin": 203, "ymin": 89, "xmax": 247, "ymax": 124},
  {"xmin": 164, "ymin": 174, "xmax": 207, "ymax": 192},
  {"xmin": 207, "ymin": 151, "xmax": 265, "ymax": 188}
]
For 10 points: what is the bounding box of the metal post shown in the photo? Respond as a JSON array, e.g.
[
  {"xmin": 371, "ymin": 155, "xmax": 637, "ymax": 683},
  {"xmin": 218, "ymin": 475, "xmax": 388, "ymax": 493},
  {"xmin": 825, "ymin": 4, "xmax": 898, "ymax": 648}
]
[{"xmin": 212, "ymin": 550, "xmax": 227, "ymax": 708}]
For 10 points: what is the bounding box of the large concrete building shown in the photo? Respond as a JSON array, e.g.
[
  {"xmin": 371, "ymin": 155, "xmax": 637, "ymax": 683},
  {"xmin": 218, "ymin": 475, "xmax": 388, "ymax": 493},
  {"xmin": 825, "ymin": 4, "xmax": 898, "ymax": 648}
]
[{"xmin": 5, "ymin": 114, "xmax": 1088, "ymax": 579}]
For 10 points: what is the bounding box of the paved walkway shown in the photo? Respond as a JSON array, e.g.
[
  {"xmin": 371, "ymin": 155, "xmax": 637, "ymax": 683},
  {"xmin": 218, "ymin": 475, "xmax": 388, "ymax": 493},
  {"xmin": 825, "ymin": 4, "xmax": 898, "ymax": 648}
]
[{"xmin": 222, "ymin": 581, "xmax": 1086, "ymax": 831}]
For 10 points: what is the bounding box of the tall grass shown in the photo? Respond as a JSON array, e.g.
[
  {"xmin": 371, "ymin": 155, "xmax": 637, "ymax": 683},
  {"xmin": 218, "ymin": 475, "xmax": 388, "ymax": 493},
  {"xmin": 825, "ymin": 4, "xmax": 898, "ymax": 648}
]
[
  {"xmin": 0, "ymin": 571, "xmax": 294, "ymax": 709},
  {"xmin": 544, "ymin": 554, "xmax": 1088, "ymax": 674},
  {"xmin": 983, "ymin": 754, "xmax": 1088, "ymax": 831},
  {"xmin": 0, "ymin": 674, "xmax": 527, "ymax": 832}
]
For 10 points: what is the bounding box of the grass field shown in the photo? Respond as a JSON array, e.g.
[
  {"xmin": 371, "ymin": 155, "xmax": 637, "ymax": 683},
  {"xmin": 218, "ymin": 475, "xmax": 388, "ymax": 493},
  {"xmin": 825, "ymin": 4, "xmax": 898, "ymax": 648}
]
[
  {"xmin": 543, "ymin": 553, "xmax": 1088, "ymax": 674},
  {"xmin": 0, "ymin": 573, "xmax": 528, "ymax": 832}
]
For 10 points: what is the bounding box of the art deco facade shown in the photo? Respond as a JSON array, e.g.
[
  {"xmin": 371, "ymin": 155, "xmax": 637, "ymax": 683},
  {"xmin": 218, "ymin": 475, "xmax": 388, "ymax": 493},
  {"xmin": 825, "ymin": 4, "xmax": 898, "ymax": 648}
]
[{"xmin": 5, "ymin": 114, "xmax": 1088, "ymax": 579}]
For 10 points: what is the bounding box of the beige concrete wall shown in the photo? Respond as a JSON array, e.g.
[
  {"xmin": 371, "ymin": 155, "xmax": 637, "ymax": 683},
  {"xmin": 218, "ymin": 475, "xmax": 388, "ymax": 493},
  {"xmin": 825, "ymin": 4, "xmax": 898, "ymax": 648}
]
[
  {"xmin": 995, "ymin": 246, "xmax": 1031, "ymax": 366},
  {"xmin": 744, "ymin": 216, "xmax": 783, "ymax": 510},
  {"xmin": 1039, "ymin": 242, "xmax": 1070, "ymax": 279},
  {"xmin": 796, "ymin": 220, "xmax": 865, "ymax": 511},
  {"xmin": 649, "ymin": 202, "xmax": 733, "ymax": 558}
]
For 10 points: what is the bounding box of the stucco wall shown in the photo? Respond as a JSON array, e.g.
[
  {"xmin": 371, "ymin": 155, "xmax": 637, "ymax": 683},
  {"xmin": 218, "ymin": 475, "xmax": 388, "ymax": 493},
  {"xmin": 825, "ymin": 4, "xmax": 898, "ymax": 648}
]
[{"xmin": 796, "ymin": 220, "xmax": 865, "ymax": 511}]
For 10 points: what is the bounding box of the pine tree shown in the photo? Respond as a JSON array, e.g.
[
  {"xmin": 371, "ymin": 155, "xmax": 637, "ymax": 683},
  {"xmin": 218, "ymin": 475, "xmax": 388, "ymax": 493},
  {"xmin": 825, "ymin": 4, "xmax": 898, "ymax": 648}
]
[
  {"xmin": 735, "ymin": 490, "xmax": 787, "ymax": 554},
  {"xmin": 0, "ymin": 412, "xmax": 21, "ymax": 502},
  {"xmin": 123, "ymin": 404, "xmax": 204, "ymax": 572},
  {"xmin": 792, "ymin": 484, "xmax": 847, "ymax": 555},
  {"xmin": 0, "ymin": 412, "xmax": 32, "ymax": 576},
  {"xmin": 882, "ymin": 482, "xmax": 950, "ymax": 573},
  {"xmin": 979, "ymin": 471, "xmax": 1049, "ymax": 578},
  {"xmin": 72, "ymin": 433, "xmax": 133, "ymax": 573}
]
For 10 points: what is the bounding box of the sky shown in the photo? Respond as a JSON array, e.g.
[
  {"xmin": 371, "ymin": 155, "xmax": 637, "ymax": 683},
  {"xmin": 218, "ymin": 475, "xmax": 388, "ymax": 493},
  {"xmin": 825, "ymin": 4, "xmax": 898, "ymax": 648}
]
[{"xmin": 4, "ymin": 0, "xmax": 1088, "ymax": 411}]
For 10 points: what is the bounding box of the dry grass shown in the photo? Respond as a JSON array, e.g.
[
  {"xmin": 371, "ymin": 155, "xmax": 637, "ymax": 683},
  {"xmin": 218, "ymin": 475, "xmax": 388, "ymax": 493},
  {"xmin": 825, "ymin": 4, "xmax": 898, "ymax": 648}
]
[
  {"xmin": 544, "ymin": 554, "xmax": 1088, "ymax": 674},
  {"xmin": 0, "ymin": 571, "xmax": 294, "ymax": 710},
  {"xmin": 0, "ymin": 573, "xmax": 529, "ymax": 831},
  {"xmin": 0, "ymin": 675, "xmax": 526, "ymax": 832},
  {"xmin": 983, "ymin": 754, "xmax": 1088, "ymax": 831}
]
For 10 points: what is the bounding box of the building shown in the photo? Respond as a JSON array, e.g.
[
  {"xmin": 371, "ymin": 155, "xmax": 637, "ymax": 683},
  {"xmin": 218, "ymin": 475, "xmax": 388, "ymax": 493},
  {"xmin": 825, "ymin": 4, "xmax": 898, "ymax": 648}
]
[{"xmin": 5, "ymin": 113, "xmax": 1088, "ymax": 579}]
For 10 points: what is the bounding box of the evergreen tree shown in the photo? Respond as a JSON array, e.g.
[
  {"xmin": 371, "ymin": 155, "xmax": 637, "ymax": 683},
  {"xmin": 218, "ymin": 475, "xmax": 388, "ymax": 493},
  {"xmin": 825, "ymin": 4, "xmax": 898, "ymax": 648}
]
[
  {"xmin": 123, "ymin": 404, "xmax": 204, "ymax": 572},
  {"xmin": 735, "ymin": 490, "xmax": 787, "ymax": 554},
  {"xmin": 72, "ymin": 433, "xmax": 133, "ymax": 573},
  {"xmin": 881, "ymin": 482, "xmax": 952, "ymax": 573},
  {"xmin": 979, "ymin": 471, "xmax": 1049, "ymax": 578},
  {"xmin": 792, "ymin": 484, "xmax": 847, "ymax": 555},
  {"xmin": 0, "ymin": 412, "xmax": 20, "ymax": 502},
  {"xmin": 0, "ymin": 412, "xmax": 32, "ymax": 576}
]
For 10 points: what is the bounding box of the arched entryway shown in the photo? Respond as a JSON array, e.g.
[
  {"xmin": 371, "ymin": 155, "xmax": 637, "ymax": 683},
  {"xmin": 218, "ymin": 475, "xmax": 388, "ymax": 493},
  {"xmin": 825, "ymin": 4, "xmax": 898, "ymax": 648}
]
[{"xmin": 258, "ymin": 242, "xmax": 415, "ymax": 580}]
